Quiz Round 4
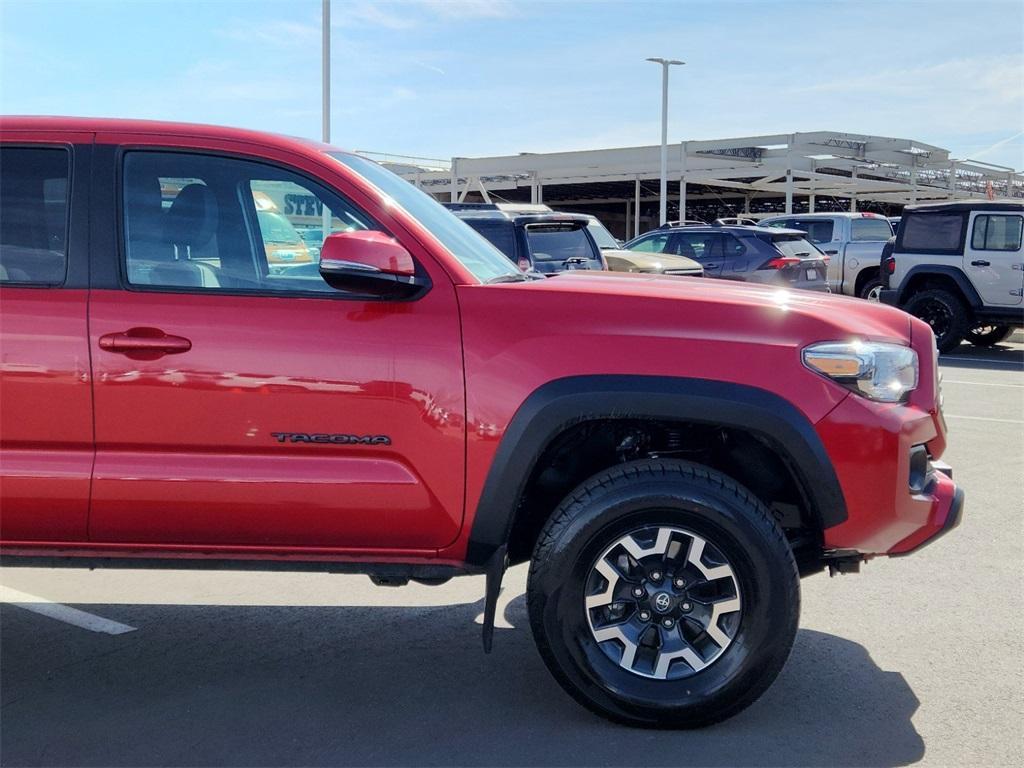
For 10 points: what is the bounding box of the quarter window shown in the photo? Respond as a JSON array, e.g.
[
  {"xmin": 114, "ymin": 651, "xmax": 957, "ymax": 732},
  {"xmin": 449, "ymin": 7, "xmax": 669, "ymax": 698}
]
[
  {"xmin": 122, "ymin": 152, "xmax": 378, "ymax": 295},
  {"xmin": 899, "ymin": 213, "xmax": 965, "ymax": 253},
  {"xmin": 0, "ymin": 147, "xmax": 70, "ymax": 285},
  {"xmin": 971, "ymin": 214, "xmax": 1023, "ymax": 251}
]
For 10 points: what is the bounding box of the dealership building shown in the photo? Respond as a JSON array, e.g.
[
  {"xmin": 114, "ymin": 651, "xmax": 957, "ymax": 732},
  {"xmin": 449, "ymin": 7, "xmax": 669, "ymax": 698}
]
[{"xmin": 365, "ymin": 131, "xmax": 1024, "ymax": 239}]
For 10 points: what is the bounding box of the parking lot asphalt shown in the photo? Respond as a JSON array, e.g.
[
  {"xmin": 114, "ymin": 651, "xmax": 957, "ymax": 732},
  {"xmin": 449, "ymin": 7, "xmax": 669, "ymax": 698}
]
[{"xmin": 2, "ymin": 340, "xmax": 1022, "ymax": 768}]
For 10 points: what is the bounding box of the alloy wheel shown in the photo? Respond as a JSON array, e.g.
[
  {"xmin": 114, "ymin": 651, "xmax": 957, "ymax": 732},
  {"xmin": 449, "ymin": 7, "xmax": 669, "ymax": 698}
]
[{"xmin": 585, "ymin": 525, "xmax": 741, "ymax": 681}]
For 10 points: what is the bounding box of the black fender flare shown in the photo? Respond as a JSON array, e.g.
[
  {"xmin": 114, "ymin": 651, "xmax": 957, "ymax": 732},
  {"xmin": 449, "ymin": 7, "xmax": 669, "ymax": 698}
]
[
  {"xmin": 464, "ymin": 375, "xmax": 847, "ymax": 566},
  {"xmin": 895, "ymin": 265, "xmax": 982, "ymax": 308}
]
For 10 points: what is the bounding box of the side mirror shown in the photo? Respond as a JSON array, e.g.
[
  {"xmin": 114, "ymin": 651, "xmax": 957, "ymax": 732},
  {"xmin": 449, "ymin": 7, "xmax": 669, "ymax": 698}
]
[{"xmin": 318, "ymin": 231, "xmax": 427, "ymax": 298}]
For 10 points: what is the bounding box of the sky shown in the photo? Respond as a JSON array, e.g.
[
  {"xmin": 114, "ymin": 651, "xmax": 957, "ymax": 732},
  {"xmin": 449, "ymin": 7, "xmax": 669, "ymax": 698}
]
[{"xmin": 1, "ymin": 0, "xmax": 1022, "ymax": 169}]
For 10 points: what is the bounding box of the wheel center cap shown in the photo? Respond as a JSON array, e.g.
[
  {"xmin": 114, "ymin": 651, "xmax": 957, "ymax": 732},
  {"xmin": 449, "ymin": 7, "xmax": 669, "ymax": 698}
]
[{"xmin": 652, "ymin": 592, "xmax": 673, "ymax": 613}]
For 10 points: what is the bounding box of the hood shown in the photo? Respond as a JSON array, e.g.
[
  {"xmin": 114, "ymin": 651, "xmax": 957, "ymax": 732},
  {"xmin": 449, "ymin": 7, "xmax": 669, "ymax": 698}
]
[
  {"xmin": 602, "ymin": 248, "xmax": 702, "ymax": 273},
  {"xmin": 511, "ymin": 270, "xmax": 913, "ymax": 343}
]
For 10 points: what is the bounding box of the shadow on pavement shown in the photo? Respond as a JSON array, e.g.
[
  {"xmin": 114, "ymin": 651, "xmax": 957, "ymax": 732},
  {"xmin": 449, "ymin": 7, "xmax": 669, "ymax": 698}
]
[
  {"xmin": 0, "ymin": 594, "xmax": 924, "ymax": 767},
  {"xmin": 939, "ymin": 341, "xmax": 1023, "ymax": 371}
]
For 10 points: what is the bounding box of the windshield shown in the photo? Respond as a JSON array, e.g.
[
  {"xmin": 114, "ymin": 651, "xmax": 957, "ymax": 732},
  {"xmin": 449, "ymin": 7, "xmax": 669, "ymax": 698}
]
[
  {"xmin": 327, "ymin": 152, "xmax": 520, "ymax": 283},
  {"xmin": 586, "ymin": 218, "xmax": 619, "ymax": 249},
  {"xmin": 526, "ymin": 225, "xmax": 599, "ymax": 262}
]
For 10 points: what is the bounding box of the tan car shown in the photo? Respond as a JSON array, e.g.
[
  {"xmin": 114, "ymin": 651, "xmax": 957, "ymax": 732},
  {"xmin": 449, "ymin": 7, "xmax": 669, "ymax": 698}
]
[{"xmin": 585, "ymin": 216, "xmax": 704, "ymax": 276}]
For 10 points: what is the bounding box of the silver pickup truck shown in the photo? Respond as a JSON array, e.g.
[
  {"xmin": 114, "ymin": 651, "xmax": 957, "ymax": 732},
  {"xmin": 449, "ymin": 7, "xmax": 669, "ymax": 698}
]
[{"xmin": 759, "ymin": 212, "xmax": 893, "ymax": 298}]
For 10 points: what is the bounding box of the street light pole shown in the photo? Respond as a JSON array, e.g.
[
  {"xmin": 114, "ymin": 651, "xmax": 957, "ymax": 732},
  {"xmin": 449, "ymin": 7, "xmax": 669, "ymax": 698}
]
[
  {"xmin": 322, "ymin": 0, "xmax": 330, "ymax": 145},
  {"xmin": 321, "ymin": 0, "xmax": 331, "ymax": 240},
  {"xmin": 646, "ymin": 57, "xmax": 684, "ymax": 226}
]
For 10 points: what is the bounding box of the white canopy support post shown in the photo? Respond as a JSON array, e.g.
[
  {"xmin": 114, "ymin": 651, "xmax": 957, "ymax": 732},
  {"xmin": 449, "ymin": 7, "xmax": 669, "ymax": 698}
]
[
  {"xmin": 808, "ymin": 160, "xmax": 816, "ymax": 212},
  {"xmin": 537, "ymin": 178, "xmax": 544, "ymax": 204},
  {"xmin": 948, "ymin": 161, "xmax": 957, "ymax": 198},
  {"xmin": 850, "ymin": 167, "xmax": 858, "ymax": 212},
  {"xmin": 785, "ymin": 137, "xmax": 794, "ymax": 213},
  {"xmin": 679, "ymin": 141, "xmax": 688, "ymax": 222},
  {"xmin": 625, "ymin": 200, "xmax": 631, "ymax": 239},
  {"xmin": 910, "ymin": 164, "xmax": 918, "ymax": 204},
  {"xmin": 634, "ymin": 177, "xmax": 641, "ymax": 238},
  {"xmin": 743, "ymin": 194, "xmax": 750, "ymax": 214},
  {"xmin": 457, "ymin": 175, "xmax": 473, "ymax": 203},
  {"xmin": 450, "ymin": 158, "xmax": 459, "ymax": 203}
]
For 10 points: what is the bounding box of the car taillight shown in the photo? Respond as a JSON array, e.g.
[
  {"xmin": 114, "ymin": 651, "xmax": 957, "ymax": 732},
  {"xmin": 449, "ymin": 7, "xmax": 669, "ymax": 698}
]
[
  {"xmin": 517, "ymin": 258, "xmax": 531, "ymax": 271},
  {"xmin": 886, "ymin": 257, "xmax": 896, "ymax": 274},
  {"xmin": 759, "ymin": 256, "xmax": 801, "ymax": 270}
]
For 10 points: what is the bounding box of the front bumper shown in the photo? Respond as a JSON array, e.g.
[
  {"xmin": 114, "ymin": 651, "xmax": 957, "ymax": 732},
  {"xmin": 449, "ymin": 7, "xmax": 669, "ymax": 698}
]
[
  {"xmin": 889, "ymin": 475, "xmax": 964, "ymax": 556},
  {"xmin": 816, "ymin": 394, "xmax": 963, "ymax": 556}
]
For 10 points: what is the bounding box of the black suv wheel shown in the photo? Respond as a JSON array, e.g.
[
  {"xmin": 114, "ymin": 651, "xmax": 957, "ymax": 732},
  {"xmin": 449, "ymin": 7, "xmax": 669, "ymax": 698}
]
[
  {"xmin": 904, "ymin": 288, "xmax": 969, "ymax": 353},
  {"xmin": 965, "ymin": 324, "xmax": 1014, "ymax": 347},
  {"xmin": 526, "ymin": 459, "xmax": 799, "ymax": 728}
]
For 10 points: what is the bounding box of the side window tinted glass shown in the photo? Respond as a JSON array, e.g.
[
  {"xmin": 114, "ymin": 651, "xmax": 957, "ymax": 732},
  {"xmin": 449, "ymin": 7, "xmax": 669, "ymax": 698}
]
[
  {"xmin": 721, "ymin": 234, "xmax": 746, "ymax": 257},
  {"xmin": 673, "ymin": 233, "xmax": 717, "ymax": 260},
  {"xmin": 971, "ymin": 214, "xmax": 1023, "ymax": 251},
  {"xmin": 900, "ymin": 213, "xmax": 964, "ymax": 252},
  {"xmin": 0, "ymin": 147, "xmax": 70, "ymax": 285},
  {"xmin": 462, "ymin": 219, "xmax": 516, "ymax": 260},
  {"xmin": 122, "ymin": 152, "xmax": 378, "ymax": 295},
  {"xmin": 628, "ymin": 234, "xmax": 669, "ymax": 253},
  {"xmin": 850, "ymin": 218, "xmax": 892, "ymax": 242}
]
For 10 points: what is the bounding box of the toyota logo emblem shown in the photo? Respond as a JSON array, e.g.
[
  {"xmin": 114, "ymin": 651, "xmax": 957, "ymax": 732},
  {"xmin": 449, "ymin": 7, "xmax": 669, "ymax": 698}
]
[{"xmin": 654, "ymin": 593, "xmax": 672, "ymax": 612}]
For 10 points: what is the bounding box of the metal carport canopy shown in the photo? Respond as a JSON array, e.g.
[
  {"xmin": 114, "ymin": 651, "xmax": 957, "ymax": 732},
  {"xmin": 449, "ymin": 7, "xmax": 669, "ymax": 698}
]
[{"xmin": 376, "ymin": 131, "xmax": 1022, "ymax": 214}]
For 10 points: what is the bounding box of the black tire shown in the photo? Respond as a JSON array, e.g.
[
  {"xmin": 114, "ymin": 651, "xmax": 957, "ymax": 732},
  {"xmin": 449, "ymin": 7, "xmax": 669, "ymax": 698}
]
[
  {"xmin": 903, "ymin": 288, "xmax": 969, "ymax": 354},
  {"xmin": 858, "ymin": 275, "xmax": 885, "ymax": 301},
  {"xmin": 965, "ymin": 324, "xmax": 1014, "ymax": 347},
  {"xmin": 527, "ymin": 459, "xmax": 799, "ymax": 728}
]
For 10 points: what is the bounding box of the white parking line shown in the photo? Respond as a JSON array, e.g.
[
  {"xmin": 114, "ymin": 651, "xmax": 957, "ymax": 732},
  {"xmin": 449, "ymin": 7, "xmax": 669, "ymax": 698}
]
[
  {"xmin": 0, "ymin": 586, "xmax": 137, "ymax": 635},
  {"xmin": 942, "ymin": 380, "xmax": 1024, "ymax": 388},
  {"xmin": 942, "ymin": 357, "xmax": 1024, "ymax": 367},
  {"xmin": 944, "ymin": 414, "xmax": 1024, "ymax": 425}
]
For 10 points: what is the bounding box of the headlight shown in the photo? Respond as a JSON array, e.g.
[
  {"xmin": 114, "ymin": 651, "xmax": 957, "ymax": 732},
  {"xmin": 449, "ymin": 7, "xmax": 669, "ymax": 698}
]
[{"xmin": 802, "ymin": 340, "xmax": 918, "ymax": 403}]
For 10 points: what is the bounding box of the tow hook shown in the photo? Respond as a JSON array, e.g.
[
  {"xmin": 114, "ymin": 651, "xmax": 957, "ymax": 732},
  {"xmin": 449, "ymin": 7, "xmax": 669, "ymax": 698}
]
[{"xmin": 826, "ymin": 551, "xmax": 866, "ymax": 577}]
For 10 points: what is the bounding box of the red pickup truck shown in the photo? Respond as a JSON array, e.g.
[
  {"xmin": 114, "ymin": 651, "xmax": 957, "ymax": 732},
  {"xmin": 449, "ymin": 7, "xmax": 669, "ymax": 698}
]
[{"xmin": 0, "ymin": 117, "xmax": 963, "ymax": 728}]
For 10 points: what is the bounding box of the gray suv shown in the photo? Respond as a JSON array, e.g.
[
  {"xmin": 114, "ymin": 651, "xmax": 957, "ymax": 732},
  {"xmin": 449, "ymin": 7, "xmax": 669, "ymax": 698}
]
[
  {"xmin": 622, "ymin": 224, "xmax": 829, "ymax": 291},
  {"xmin": 759, "ymin": 213, "xmax": 893, "ymax": 299}
]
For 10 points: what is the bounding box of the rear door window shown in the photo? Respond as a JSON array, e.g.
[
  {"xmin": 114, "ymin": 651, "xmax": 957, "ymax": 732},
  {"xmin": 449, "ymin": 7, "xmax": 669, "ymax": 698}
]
[
  {"xmin": 971, "ymin": 214, "xmax": 1023, "ymax": 251},
  {"xmin": 850, "ymin": 218, "xmax": 893, "ymax": 242},
  {"xmin": 670, "ymin": 232, "xmax": 719, "ymax": 261},
  {"xmin": 899, "ymin": 212, "xmax": 966, "ymax": 253},
  {"xmin": 0, "ymin": 147, "xmax": 70, "ymax": 285}
]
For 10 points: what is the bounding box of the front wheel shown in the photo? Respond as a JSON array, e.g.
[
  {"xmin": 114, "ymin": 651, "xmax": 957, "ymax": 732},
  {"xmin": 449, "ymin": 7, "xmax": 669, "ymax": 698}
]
[
  {"xmin": 965, "ymin": 324, "xmax": 1014, "ymax": 347},
  {"xmin": 527, "ymin": 460, "xmax": 799, "ymax": 728}
]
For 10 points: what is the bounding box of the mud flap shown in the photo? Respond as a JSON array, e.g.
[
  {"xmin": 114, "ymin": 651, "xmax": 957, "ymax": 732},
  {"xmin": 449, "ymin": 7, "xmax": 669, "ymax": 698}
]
[{"xmin": 481, "ymin": 544, "xmax": 507, "ymax": 653}]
